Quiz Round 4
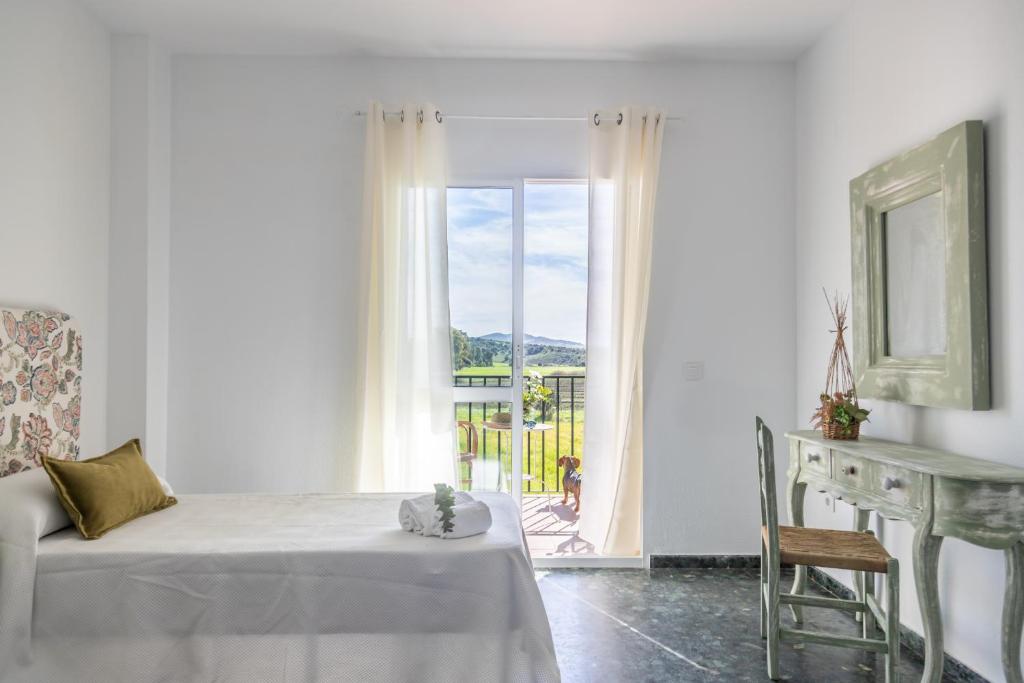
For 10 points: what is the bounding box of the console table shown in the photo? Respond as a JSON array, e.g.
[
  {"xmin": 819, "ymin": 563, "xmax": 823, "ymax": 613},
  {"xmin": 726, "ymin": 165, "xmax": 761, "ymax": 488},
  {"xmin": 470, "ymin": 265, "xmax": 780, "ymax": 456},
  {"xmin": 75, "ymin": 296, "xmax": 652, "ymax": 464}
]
[{"xmin": 785, "ymin": 430, "xmax": 1024, "ymax": 683}]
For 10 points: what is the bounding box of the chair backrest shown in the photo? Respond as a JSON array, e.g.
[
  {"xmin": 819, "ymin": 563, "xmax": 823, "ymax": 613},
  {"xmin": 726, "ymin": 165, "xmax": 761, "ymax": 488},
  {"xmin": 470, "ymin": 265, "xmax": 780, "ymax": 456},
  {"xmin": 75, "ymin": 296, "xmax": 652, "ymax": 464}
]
[
  {"xmin": 457, "ymin": 421, "xmax": 478, "ymax": 455},
  {"xmin": 755, "ymin": 416, "xmax": 780, "ymax": 559}
]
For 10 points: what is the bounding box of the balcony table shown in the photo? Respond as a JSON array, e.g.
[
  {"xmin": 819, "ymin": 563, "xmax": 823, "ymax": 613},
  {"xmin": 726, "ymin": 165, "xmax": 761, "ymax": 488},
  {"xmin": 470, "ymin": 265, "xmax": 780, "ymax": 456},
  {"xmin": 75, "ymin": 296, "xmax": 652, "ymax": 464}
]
[{"xmin": 480, "ymin": 422, "xmax": 556, "ymax": 514}]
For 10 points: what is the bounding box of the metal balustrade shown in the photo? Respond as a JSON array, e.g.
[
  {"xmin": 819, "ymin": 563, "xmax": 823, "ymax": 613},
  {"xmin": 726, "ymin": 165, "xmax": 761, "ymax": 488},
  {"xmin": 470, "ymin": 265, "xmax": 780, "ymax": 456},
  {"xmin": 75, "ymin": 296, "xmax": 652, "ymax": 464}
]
[{"xmin": 454, "ymin": 374, "xmax": 584, "ymax": 493}]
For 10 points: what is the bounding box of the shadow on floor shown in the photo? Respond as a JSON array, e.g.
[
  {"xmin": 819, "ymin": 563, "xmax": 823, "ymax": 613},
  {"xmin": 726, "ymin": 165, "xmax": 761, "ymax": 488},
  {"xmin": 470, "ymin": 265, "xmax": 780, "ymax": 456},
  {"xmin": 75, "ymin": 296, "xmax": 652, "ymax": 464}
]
[{"xmin": 523, "ymin": 494, "xmax": 596, "ymax": 557}]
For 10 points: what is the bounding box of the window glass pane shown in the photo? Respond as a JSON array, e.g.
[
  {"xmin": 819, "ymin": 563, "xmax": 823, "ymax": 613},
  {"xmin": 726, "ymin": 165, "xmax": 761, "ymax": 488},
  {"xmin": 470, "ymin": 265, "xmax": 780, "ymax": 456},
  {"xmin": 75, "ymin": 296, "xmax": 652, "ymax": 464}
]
[
  {"xmin": 522, "ymin": 181, "xmax": 588, "ymax": 493},
  {"xmin": 446, "ymin": 187, "xmax": 513, "ymax": 386},
  {"xmin": 523, "ymin": 181, "xmax": 588, "ymax": 372}
]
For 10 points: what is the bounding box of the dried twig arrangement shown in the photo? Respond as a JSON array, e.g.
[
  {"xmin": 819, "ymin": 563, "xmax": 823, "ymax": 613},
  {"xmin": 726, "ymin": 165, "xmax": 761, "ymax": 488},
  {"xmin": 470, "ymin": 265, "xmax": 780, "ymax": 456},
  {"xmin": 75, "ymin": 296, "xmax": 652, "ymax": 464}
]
[
  {"xmin": 823, "ymin": 289, "xmax": 854, "ymax": 398},
  {"xmin": 812, "ymin": 289, "xmax": 869, "ymax": 439}
]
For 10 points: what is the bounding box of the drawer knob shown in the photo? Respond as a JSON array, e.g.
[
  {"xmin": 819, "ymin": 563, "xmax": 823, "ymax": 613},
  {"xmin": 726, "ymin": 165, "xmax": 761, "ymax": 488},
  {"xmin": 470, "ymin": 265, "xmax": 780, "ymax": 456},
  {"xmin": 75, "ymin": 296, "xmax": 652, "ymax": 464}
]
[
  {"xmin": 807, "ymin": 453, "xmax": 821, "ymax": 463},
  {"xmin": 841, "ymin": 465, "xmax": 856, "ymax": 475},
  {"xmin": 883, "ymin": 477, "xmax": 901, "ymax": 491}
]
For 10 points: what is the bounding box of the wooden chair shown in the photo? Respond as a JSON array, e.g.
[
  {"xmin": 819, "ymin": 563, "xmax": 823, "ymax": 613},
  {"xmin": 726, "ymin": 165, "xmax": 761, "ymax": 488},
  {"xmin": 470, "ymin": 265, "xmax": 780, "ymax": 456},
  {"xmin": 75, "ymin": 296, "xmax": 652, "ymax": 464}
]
[
  {"xmin": 756, "ymin": 417, "xmax": 900, "ymax": 682},
  {"xmin": 456, "ymin": 421, "xmax": 479, "ymax": 490}
]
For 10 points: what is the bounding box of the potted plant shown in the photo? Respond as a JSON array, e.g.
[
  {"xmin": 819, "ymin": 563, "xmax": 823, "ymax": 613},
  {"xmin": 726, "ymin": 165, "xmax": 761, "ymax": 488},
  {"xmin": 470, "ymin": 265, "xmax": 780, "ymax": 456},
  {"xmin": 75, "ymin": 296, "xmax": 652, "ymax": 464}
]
[
  {"xmin": 813, "ymin": 390, "xmax": 870, "ymax": 440},
  {"xmin": 812, "ymin": 290, "xmax": 870, "ymax": 440},
  {"xmin": 522, "ymin": 371, "xmax": 552, "ymax": 428}
]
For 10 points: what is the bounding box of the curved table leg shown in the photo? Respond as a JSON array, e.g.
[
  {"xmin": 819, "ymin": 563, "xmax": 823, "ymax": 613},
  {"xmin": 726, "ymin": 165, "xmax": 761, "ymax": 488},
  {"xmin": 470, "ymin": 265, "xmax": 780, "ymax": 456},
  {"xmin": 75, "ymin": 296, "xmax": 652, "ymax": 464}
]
[
  {"xmin": 853, "ymin": 508, "xmax": 871, "ymax": 623},
  {"xmin": 1003, "ymin": 541, "xmax": 1024, "ymax": 683},
  {"xmin": 913, "ymin": 524, "xmax": 945, "ymax": 683},
  {"xmin": 786, "ymin": 474, "xmax": 807, "ymax": 624}
]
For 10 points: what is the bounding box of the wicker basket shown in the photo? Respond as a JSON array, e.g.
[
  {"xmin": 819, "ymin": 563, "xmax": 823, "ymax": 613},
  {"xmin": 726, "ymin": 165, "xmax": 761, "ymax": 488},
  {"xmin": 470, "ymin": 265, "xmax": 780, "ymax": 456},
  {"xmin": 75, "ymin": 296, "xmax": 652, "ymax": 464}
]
[
  {"xmin": 817, "ymin": 291, "xmax": 863, "ymax": 442},
  {"xmin": 822, "ymin": 421, "xmax": 860, "ymax": 440}
]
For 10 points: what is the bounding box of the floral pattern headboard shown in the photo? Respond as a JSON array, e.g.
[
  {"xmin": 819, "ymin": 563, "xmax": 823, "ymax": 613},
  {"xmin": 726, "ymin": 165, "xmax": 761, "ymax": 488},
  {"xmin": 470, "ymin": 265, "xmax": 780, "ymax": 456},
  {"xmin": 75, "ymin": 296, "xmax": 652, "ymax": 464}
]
[{"xmin": 0, "ymin": 309, "xmax": 82, "ymax": 477}]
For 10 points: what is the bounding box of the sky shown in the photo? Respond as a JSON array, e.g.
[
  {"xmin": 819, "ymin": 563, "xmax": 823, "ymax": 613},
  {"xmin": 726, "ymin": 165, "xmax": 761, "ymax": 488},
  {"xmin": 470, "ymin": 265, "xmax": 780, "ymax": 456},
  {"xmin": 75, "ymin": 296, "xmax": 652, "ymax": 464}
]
[{"xmin": 447, "ymin": 182, "xmax": 588, "ymax": 345}]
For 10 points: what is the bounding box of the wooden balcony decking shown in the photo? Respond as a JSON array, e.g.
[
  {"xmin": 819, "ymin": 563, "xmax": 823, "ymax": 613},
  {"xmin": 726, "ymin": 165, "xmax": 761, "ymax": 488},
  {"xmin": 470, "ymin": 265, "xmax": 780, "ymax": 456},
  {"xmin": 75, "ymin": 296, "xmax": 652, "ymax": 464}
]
[{"xmin": 522, "ymin": 493, "xmax": 596, "ymax": 558}]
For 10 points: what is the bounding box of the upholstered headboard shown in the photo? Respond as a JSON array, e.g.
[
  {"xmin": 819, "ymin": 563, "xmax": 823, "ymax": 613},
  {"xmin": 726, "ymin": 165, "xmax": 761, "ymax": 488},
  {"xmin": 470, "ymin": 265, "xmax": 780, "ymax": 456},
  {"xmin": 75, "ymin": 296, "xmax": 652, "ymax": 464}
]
[{"xmin": 0, "ymin": 308, "xmax": 82, "ymax": 477}]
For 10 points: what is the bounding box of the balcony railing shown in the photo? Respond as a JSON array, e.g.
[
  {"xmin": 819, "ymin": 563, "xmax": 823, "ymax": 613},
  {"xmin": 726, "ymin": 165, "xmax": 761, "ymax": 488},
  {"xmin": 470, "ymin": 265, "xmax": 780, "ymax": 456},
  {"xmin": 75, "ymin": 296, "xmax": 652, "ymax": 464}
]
[{"xmin": 454, "ymin": 374, "xmax": 584, "ymax": 494}]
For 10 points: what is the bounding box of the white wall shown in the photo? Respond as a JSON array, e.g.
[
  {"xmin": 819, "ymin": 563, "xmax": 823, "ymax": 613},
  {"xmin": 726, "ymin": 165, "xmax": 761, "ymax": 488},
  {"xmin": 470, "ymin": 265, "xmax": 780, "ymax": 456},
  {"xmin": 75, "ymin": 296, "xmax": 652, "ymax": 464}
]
[
  {"xmin": 145, "ymin": 44, "xmax": 171, "ymax": 477},
  {"xmin": 0, "ymin": 0, "xmax": 111, "ymax": 458},
  {"xmin": 796, "ymin": 1, "xmax": 1024, "ymax": 679},
  {"xmin": 168, "ymin": 56, "xmax": 796, "ymax": 556},
  {"xmin": 108, "ymin": 35, "xmax": 171, "ymax": 473},
  {"xmin": 108, "ymin": 37, "xmax": 150, "ymax": 451}
]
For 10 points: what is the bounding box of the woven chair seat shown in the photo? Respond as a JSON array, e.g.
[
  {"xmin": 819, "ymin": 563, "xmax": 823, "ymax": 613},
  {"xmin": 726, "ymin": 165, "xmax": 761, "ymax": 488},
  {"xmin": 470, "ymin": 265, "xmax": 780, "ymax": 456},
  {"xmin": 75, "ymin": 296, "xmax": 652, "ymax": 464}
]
[{"xmin": 763, "ymin": 525, "xmax": 892, "ymax": 574}]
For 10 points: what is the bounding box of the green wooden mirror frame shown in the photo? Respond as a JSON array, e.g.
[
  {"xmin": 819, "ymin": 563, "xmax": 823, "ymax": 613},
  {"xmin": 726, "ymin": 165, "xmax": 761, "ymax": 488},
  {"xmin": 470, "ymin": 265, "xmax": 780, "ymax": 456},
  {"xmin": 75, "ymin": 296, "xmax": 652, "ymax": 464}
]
[{"xmin": 850, "ymin": 120, "xmax": 990, "ymax": 410}]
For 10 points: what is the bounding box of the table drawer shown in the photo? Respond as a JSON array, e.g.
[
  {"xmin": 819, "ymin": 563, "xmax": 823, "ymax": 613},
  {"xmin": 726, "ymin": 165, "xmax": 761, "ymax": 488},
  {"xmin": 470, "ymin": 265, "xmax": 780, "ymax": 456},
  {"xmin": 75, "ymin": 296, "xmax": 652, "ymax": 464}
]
[
  {"xmin": 867, "ymin": 462, "xmax": 926, "ymax": 510},
  {"xmin": 833, "ymin": 452, "xmax": 867, "ymax": 490},
  {"xmin": 832, "ymin": 452, "xmax": 926, "ymax": 510},
  {"xmin": 799, "ymin": 443, "xmax": 831, "ymax": 478}
]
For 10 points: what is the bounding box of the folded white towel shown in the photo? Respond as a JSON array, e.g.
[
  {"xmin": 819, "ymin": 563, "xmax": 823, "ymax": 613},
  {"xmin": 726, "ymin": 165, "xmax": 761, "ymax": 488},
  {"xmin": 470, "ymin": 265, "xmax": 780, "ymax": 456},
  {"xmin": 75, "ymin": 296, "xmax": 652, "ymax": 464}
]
[
  {"xmin": 399, "ymin": 492, "xmax": 473, "ymax": 534},
  {"xmin": 437, "ymin": 500, "xmax": 492, "ymax": 539}
]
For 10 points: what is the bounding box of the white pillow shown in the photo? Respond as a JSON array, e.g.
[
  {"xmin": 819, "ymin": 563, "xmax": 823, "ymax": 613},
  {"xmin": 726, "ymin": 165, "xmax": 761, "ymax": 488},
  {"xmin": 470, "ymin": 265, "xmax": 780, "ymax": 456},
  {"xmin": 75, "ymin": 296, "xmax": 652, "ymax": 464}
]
[{"xmin": 0, "ymin": 467, "xmax": 70, "ymax": 539}]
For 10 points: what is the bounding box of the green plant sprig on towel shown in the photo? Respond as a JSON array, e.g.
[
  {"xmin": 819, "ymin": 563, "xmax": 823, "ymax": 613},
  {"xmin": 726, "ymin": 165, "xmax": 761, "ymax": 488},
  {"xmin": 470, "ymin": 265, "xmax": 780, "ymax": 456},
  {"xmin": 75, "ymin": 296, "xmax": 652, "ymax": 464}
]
[{"xmin": 434, "ymin": 483, "xmax": 456, "ymax": 534}]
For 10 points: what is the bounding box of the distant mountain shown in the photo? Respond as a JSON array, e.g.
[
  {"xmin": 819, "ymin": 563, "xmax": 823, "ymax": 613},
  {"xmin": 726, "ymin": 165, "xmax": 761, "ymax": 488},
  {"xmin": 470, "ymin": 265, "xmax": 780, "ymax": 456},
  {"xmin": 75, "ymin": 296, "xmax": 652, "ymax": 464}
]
[
  {"xmin": 452, "ymin": 328, "xmax": 585, "ymax": 369},
  {"xmin": 477, "ymin": 332, "xmax": 584, "ymax": 349}
]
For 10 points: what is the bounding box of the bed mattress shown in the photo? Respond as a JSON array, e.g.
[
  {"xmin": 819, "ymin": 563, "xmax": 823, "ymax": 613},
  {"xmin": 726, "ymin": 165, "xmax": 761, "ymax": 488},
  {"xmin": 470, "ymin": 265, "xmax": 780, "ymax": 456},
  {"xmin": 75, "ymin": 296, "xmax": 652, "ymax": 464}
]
[{"xmin": 8, "ymin": 492, "xmax": 559, "ymax": 683}]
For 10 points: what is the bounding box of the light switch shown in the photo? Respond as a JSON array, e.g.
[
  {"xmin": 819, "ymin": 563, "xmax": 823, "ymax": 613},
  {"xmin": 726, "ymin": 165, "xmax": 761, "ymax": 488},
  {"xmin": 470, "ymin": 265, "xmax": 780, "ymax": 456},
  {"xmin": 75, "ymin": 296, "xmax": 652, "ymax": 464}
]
[{"xmin": 683, "ymin": 361, "xmax": 704, "ymax": 381}]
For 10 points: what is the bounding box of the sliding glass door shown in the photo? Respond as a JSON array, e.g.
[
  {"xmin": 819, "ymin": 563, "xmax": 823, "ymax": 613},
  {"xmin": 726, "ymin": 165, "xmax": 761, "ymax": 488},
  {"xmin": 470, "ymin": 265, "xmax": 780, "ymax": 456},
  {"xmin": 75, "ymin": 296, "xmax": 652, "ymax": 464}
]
[
  {"xmin": 448, "ymin": 185, "xmax": 524, "ymax": 504},
  {"xmin": 448, "ymin": 180, "xmax": 588, "ymax": 528}
]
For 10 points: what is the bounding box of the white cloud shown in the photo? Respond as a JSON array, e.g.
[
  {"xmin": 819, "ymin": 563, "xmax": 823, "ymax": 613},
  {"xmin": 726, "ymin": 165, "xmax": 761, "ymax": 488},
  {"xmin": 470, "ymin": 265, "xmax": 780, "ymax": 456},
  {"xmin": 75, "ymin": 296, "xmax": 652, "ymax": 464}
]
[{"xmin": 446, "ymin": 183, "xmax": 588, "ymax": 344}]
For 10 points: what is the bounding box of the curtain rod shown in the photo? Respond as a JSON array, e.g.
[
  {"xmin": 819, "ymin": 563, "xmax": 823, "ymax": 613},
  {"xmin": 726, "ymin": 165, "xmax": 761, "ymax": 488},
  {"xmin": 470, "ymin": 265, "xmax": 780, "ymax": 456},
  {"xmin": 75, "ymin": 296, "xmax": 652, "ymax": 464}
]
[{"xmin": 352, "ymin": 110, "xmax": 680, "ymax": 123}]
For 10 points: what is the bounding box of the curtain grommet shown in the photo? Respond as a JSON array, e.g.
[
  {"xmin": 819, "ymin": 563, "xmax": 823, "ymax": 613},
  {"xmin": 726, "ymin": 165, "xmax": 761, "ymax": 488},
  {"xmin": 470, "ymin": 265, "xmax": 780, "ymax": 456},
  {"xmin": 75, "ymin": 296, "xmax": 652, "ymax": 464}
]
[
  {"xmin": 435, "ymin": 110, "xmax": 443, "ymax": 124},
  {"xmin": 417, "ymin": 109, "xmax": 424, "ymax": 124},
  {"xmin": 617, "ymin": 112, "xmax": 623, "ymax": 125},
  {"xmin": 593, "ymin": 112, "xmax": 601, "ymax": 126}
]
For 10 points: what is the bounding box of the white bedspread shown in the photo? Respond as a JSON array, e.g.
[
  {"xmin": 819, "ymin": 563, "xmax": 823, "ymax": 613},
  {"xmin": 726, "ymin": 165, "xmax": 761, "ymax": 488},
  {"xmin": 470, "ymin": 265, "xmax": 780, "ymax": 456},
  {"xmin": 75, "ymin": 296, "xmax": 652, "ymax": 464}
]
[{"xmin": 1, "ymin": 491, "xmax": 559, "ymax": 683}]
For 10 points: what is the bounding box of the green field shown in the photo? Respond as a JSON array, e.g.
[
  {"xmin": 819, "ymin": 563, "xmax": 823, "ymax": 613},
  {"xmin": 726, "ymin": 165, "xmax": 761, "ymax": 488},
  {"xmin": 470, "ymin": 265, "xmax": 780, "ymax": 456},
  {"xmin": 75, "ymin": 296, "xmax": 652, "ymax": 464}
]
[{"xmin": 454, "ymin": 366, "xmax": 585, "ymax": 494}]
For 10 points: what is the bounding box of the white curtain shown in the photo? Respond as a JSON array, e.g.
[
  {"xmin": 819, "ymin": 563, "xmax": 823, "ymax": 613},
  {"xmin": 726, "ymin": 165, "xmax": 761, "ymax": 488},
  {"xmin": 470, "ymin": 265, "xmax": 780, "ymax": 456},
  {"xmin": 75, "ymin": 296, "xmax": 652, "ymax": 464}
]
[
  {"xmin": 356, "ymin": 101, "xmax": 457, "ymax": 493},
  {"xmin": 579, "ymin": 107, "xmax": 665, "ymax": 556}
]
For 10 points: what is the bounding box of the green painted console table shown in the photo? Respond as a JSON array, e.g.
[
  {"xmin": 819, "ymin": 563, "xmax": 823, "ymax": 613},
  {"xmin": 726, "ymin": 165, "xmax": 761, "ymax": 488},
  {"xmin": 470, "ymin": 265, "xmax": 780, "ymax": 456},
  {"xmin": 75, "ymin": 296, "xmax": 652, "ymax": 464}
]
[{"xmin": 785, "ymin": 430, "xmax": 1024, "ymax": 683}]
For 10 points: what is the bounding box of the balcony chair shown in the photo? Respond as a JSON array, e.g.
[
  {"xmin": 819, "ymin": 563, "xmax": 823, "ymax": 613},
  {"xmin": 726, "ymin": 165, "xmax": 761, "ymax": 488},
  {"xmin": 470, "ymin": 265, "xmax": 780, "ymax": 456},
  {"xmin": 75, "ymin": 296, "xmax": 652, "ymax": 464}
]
[
  {"xmin": 755, "ymin": 416, "xmax": 900, "ymax": 682},
  {"xmin": 457, "ymin": 421, "xmax": 504, "ymax": 495},
  {"xmin": 456, "ymin": 420, "xmax": 478, "ymax": 490}
]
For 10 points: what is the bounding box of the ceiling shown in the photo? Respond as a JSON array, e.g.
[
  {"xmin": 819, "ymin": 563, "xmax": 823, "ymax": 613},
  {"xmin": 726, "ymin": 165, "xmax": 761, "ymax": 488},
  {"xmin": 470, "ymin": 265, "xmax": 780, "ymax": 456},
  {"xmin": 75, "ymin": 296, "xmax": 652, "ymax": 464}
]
[{"xmin": 79, "ymin": 0, "xmax": 851, "ymax": 60}]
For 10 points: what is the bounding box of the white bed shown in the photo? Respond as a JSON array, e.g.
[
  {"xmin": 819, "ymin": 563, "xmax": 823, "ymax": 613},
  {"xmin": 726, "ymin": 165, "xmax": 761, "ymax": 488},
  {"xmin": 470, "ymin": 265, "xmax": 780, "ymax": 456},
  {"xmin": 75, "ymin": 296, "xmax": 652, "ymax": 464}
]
[
  {"xmin": 0, "ymin": 480, "xmax": 560, "ymax": 682},
  {"xmin": 0, "ymin": 307, "xmax": 559, "ymax": 682}
]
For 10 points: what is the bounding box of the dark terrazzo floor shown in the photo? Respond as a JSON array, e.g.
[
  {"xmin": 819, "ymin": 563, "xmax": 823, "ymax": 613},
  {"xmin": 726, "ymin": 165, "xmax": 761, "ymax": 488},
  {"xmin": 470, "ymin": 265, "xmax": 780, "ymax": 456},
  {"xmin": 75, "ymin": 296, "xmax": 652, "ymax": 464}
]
[{"xmin": 536, "ymin": 568, "xmax": 952, "ymax": 683}]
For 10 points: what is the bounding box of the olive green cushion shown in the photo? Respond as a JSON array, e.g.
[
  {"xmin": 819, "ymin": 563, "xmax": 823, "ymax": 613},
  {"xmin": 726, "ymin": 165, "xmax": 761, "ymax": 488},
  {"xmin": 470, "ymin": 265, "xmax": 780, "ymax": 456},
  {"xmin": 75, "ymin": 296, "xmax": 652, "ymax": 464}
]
[{"xmin": 42, "ymin": 439, "xmax": 177, "ymax": 540}]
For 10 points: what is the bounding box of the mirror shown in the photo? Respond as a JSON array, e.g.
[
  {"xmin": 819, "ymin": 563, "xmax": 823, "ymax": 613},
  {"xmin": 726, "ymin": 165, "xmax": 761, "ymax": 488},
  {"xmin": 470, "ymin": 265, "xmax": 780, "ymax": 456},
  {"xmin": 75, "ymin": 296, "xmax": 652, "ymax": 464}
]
[
  {"xmin": 850, "ymin": 120, "xmax": 989, "ymax": 410},
  {"xmin": 884, "ymin": 192, "xmax": 947, "ymax": 357}
]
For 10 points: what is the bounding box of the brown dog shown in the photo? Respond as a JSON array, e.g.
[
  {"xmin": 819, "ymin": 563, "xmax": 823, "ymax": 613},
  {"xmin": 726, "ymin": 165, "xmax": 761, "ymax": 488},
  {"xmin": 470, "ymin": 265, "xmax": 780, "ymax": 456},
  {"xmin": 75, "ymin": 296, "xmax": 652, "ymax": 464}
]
[{"xmin": 558, "ymin": 456, "xmax": 582, "ymax": 513}]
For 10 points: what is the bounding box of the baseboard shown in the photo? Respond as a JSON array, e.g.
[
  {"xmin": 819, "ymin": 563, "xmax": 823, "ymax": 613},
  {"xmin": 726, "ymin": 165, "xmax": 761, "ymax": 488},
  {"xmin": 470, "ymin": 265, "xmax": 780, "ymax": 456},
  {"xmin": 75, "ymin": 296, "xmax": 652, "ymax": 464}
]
[
  {"xmin": 807, "ymin": 567, "xmax": 990, "ymax": 683},
  {"xmin": 533, "ymin": 555, "xmax": 644, "ymax": 569},
  {"xmin": 649, "ymin": 554, "xmax": 760, "ymax": 569}
]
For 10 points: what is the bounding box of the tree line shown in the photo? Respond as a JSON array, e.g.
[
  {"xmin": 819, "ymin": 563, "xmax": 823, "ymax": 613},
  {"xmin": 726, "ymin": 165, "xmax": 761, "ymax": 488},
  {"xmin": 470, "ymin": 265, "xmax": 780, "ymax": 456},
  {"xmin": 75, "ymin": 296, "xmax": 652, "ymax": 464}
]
[{"xmin": 451, "ymin": 327, "xmax": 585, "ymax": 370}]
